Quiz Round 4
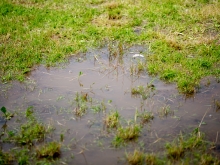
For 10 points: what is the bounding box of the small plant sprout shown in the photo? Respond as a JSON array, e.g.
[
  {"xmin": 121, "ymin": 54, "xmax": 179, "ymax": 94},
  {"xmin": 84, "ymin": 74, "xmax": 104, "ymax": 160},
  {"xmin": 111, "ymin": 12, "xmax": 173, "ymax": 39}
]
[
  {"xmin": 126, "ymin": 149, "xmax": 145, "ymax": 165},
  {"xmin": 1, "ymin": 106, "xmax": 14, "ymax": 120},
  {"xmin": 78, "ymin": 71, "xmax": 83, "ymax": 77}
]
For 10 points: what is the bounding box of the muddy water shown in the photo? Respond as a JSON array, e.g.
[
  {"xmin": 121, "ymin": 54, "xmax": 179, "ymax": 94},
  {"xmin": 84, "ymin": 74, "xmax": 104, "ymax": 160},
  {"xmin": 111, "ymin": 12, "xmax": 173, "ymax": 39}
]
[{"xmin": 0, "ymin": 45, "xmax": 220, "ymax": 164}]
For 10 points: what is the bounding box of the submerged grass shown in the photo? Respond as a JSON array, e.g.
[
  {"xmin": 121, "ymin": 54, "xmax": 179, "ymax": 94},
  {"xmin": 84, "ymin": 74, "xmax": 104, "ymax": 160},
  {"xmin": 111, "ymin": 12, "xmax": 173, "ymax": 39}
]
[
  {"xmin": 36, "ymin": 141, "xmax": 61, "ymax": 159},
  {"xmin": 4, "ymin": 107, "xmax": 48, "ymax": 145},
  {"xmin": 0, "ymin": 0, "xmax": 219, "ymax": 94},
  {"xmin": 126, "ymin": 128, "xmax": 220, "ymax": 165},
  {"xmin": 104, "ymin": 110, "xmax": 120, "ymax": 128},
  {"xmin": 0, "ymin": 107, "xmax": 61, "ymax": 164}
]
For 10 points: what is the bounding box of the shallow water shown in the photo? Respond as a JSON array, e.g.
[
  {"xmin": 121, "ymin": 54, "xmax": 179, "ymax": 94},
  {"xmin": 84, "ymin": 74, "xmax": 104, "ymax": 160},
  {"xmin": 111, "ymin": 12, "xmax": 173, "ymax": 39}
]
[{"xmin": 0, "ymin": 45, "xmax": 220, "ymax": 164}]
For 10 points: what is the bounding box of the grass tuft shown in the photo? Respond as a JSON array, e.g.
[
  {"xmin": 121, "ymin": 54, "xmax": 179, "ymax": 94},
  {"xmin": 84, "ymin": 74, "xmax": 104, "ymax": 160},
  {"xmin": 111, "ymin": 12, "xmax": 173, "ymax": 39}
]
[
  {"xmin": 126, "ymin": 149, "xmax": 145, "ymax": 165},
  {"xmin": 36, "ymin": 142, "xmax": 61, "ymax": 159}
]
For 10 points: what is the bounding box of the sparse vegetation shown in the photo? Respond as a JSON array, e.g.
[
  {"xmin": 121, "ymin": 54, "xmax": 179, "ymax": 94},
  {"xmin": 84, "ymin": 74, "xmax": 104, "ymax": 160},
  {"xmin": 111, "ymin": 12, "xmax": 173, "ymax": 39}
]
[
  {"xmin": 0, "ymin": 107, "xmax": 61, "ymax": 164},
  {"xmin": 73, "ymin": 92, "xmax": 89, "ymax": 116},
  {"xmin": 125, "ymin": 129, "xmax": 220, "ymax": 165},
  {"xmin": 131, "ymin": 85, "xmax": 155, "ymax": 100}
]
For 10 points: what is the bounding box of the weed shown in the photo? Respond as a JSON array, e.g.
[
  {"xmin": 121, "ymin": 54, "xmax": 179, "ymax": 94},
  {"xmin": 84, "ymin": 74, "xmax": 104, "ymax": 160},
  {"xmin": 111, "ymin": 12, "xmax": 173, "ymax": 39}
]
[
  {"xmin": 1, "ymin": 106, "xmax": 14, "ymax": 120},
  {"xmin": 36, "ymin": 142, "xmax": 61, "ymax": 159},
  {"xmin": 104, "ymin": 110, "xmax": 120, "ymax": 128},
  {"xmin": 126, "ymin": 149, "xmax": 145, "ymax": 165}
]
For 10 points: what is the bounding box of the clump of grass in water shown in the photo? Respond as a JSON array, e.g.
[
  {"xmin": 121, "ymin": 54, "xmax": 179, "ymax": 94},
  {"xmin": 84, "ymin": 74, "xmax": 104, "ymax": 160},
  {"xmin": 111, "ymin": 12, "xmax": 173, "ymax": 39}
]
[
  {"xmin": 73, "ymin": 92, "xmax": 89, "ymax": 117},
  {"xmin": 91, "ymin": 100, "xmax": 107, "ymax": 113},
  {"xmin": 158, "ymin": 105, "xmax": 173, "ymax": 117},
  {"xmin": 145, "ymin": 153, "xmax": 163, "ymax": 165},
  {"xmin": 125, "ymin": 129, "xmax": 220, "ymax": 164},
  {"xmin": 131, "ymin": 84, "xmax": 155, "ymax": 100},
  {"xmin": 126, "ymin": 149, "xmax": 145, "ymax": 165},
  {"xmin": 104, "ymin": 110, "xmax": 120, "ymax": 128},
  {"xmin": 112, "ymin": 124, "xmax": 141, "ymax": 147},
  {"xmin": 36, "ymin": 142, "xmax": 61, "ymax": 159},
  {"xmin": 137, "ymin": 110, "xmax": 154, "ymax": 124}
]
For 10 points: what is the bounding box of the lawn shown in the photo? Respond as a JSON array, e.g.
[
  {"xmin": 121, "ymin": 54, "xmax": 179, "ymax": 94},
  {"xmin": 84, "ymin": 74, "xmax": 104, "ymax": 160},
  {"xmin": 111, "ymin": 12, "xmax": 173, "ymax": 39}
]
[{"xmin": 1, "ymin": 0, "xmax": 220, "ymax": 94}]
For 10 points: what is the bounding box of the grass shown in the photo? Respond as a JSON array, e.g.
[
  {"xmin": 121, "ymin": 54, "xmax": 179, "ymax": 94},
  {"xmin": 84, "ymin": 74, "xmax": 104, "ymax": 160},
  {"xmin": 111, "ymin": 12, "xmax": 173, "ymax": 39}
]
[
  {"xmin": 104, "ymin": 110, "xmax": 120, "ymax": 128},
  {"xmin": 158, "ymin": 105, "xmax": 173, "ymax": 117},
  {"xmin": 131, "ymin": 85, "xmax": 155, "ymax": 100},
  {"xmin": 0, "ymin": 150, "xmax": 13, "ymax": 164},
  {"xmin": 0, "ymin": 0, "xmax": 219, "ymax": 94},
  {"xmin": 126, "ymin": 149, "xmax": 145, "ymax": 165},
  {"xmin": 112, "ymin": 124, "xmax": 141, "ymax": 147},
  {"xmin": 137, "ymin": 110, "xmax": 154, "ymax": 123},
  {"xmin": 125, "ymin": 128, "xmax": 220, "ymax": 165},
  {"xmin": 36, "ymin": 142, "xmax": 61, "ymax": 159},
  {"xmin": 5, "ymin": 107, "xmax": 48, "ymax": 145},
  {"xmin": 0, "ymin": 107, "xmax": 61, "ymax": 164},
  {"xmin": 73, "ymin": 92, "xmax": 89, "ymax": 117}
]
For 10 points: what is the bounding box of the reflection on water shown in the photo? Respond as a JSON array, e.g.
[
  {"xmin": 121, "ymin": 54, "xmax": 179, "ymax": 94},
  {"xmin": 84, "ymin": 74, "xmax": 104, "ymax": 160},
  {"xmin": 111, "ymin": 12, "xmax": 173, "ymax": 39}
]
[{"xmin": 0, "ymin": 45, "xmax": 220, "ymax": 164}]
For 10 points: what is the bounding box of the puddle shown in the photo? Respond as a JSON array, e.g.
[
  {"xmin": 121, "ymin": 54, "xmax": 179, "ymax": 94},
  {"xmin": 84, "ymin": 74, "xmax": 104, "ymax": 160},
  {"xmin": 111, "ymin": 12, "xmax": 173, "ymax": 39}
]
[{"xmin": 0, "ymin": 45, "xmax": 220, "ymax": 164}]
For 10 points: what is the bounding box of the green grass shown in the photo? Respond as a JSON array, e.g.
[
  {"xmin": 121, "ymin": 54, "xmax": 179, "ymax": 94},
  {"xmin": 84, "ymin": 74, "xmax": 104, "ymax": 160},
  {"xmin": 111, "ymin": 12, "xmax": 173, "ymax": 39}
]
[
  {"xmin": 112, "ymin": 124, "xmax": 141, "ymax": 147},
  {"xmin": 1, "ymin": 0, "xmax": 220, "ymax": 94}
]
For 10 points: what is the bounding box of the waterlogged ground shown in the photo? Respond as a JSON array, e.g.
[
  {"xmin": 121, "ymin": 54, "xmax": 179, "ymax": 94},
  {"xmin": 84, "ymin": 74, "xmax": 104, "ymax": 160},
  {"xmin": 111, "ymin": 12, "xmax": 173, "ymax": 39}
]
[{"xmin": 1, "ymin": 45, "xmax": 220, "ymax": 164}]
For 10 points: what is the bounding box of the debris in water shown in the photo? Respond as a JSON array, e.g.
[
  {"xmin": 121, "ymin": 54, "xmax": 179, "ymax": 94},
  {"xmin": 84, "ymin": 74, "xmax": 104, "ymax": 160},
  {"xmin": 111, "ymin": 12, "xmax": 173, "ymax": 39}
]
[{"xmin": 133, "ymin": 54, "xmax": 144, "ymax": 58}]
